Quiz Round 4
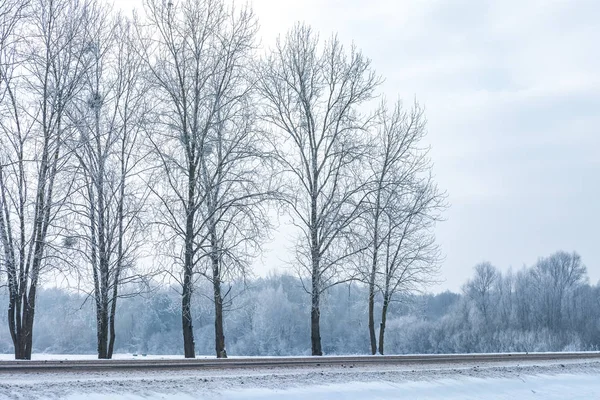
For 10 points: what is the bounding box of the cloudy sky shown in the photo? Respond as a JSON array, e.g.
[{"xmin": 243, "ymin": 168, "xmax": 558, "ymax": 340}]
[{"xmin": 123, "ymin": 0, "xmax": 600, "ymax": 291}]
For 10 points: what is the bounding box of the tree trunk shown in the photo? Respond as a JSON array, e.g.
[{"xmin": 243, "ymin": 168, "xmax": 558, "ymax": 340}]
[
  {"xmin": 311, "ymin": 273, "xmax": 322, "ymax": 356},
  {"xmin": 97, "ymin": 289, "xmax": 109, "ymax": 359},
  {"xmin": 7, "ymin": 301, "xmax": 19, "ymax": 359},
  {"xmin": 5, "ymin": 251, "xmax": 44, "ymax": 361},
  {"xmin": 96, "ymin": 280, "xmax": 109, "ymax": 356},
  {"xmin": 16, "ymin": 322, "xmax": 30, "ymax": 360},
  {"xmin": 369, "ymin": 182, "xmax": 382, "ymax": 355},
  {"xmin": 97, "ymin": 315, "xmax": 108, "ymax": 359},
  {"xmin": 108, "ymin": 203, "xmax": 123, "ymax": 359},
  {"xmin": 310, "ymin": 175, "xmax": 322, "ymax": 356},
  {"xmin": 182, "ymin": 268, "xmax": 195, "ymax": 358},
  {"xmin": 107, "ymin": 298, "xmax": 117, "ymax": 359},
  {"xmin": 182, "ymin": 205, "xmax": 195, "ymax": 357},
  {"xmin": 14, "ymin": 307, "xmax": 33, "ymax": 360},
  {"xmin": 182, "ymin": 208, "xmax": 195, "ymax": 359},
  {"xmin": 182, "ymin": 160, "xmax": 196, "ymax": 359},
  {"xmin": 209, "ymin": 209, "xmax": 226, "ymax": 358},
  {"xmin": 213, "ymin": 268, "xmax": 226, "ymax": 358},
  {"xmin": 21, "ymin": 274, "xmax": 40, "ymax": 360},
  {"xmin": 368, "ymin": 276, "xmax": 377, "ymax": 355},
  {"xmin": 18, "ymin": 165, "xmax": 51, "ymax": 360},
  {"xmin": 378, "ymin": 294, "xmax": 389, "ymax": 355}
]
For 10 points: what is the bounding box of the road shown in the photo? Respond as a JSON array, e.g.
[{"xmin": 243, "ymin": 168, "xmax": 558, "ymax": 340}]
[{"xmin": 1, "ymin": 351, "xmax": 599, "ymax": 371}]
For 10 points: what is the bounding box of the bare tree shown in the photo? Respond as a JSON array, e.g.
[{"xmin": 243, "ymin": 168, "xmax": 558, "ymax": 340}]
[
  {"xmin": 530, "ymin": 251, "xmax": 587, "ymax": 332},
  {"xmin": 496, "ymin": 269, "xmax": 515, "ymax": 329},
  {"xmin": 0, "ymin": 0, "xmax": 91, "ymax": 359},
  {"xmin": 358, "ymin": 100, "xmax": 445, "ymax": 355},
  {"xmin": 66, "ymin": 6, "xmax": 149, "ymax": 359},
  {"xmin": 137, "ymin": 0, "xmax": 260, "ymax": 358},
  {"xmin": 195, "ymin": 94, "xmax": 274, "ymax": 358},
  {"xmin": 514, "ymin": 266, "xmax": 534, "ymax": 331},
  {"xmin": 464, "ymin": 262, "xmax": 499, "ymax": 325},
  {"xmin": 193, "ymin": 16, "xmax": 275, "ymax": 359},
  {"xmin": 257, "ymin": 24, "xmax": 380, "ymax": 355}
]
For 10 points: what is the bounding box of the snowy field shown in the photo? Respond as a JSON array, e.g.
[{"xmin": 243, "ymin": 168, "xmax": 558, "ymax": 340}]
[{"xmin": 0, "ymin": 356, "xmax": 598, "ymax": 399}]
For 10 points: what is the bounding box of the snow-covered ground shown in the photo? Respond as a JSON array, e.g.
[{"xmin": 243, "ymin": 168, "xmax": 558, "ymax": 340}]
[
  {"xmin": 213, "ymin": 374, "xmax": 600, "ymax": 400},
  {"xmin": 0, "ymin": 356, "xmax": 598, "ymax": 399}
]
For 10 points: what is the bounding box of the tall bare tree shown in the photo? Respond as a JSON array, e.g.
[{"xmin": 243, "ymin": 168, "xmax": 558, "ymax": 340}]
[
  {"xmin": 258, "ymin": 24, "xmax": 380, "ymax": 355},
  {"xmin": 359, "ymin": 100, "xmax": 445, "ymax": 355},
  {"xmin": 192, "ymin": 11, "xmax": 274, "ymax": 359},
  {"xmin": 67, "ymin": 6, "xmax": 149, "ymax": 359},
  {"xmin": 196, "ymin": 89, "xmax": 274, "ymax": 358},
  {"xmin": 464, "ymin": 262, "xmax": 499, "ymax": 326},
  {"xmin": 530, "ymin": 251, "xmax": 587, "ymax": 332},
  {"xmin": 0, "ymin": 0, "xmax": 91, "ymax": 359},
  {"xmin": 137, "ymin": 0, "xmax": 260, "ymax": 358}
]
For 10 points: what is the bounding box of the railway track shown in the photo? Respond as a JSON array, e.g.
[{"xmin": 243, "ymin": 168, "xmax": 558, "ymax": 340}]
[{"xmin": 1, "ymin": 352, "xmax": 599, "ymax": 371}]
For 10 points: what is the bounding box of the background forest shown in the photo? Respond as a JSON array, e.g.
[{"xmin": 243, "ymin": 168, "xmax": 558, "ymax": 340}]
[{"xmin": 0, "ymin": 250, "xmax": 597, "ymax": 356}]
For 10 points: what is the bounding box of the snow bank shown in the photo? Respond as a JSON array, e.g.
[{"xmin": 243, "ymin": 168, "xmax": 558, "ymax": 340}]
[
  {"xmin": 54, "ymin": 374, "xmax": 600, "ymax": 400},
  {"xmin": 1, "ymin": 358, "xmax": 598, "ymax": 399}
]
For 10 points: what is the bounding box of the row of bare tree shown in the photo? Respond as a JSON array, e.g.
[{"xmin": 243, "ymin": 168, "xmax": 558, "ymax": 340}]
[{"xmin": 0, "ymin": 0, "xmax": 445, "ymax": 359}]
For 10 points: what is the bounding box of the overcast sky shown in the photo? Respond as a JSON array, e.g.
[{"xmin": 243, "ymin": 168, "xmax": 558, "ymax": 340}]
[{"xmin": 123, "ymin": 0, "xmax": 600, "ymax": 292}]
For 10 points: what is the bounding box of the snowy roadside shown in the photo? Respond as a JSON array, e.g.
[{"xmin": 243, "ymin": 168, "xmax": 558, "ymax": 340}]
[{"xmin": 0, "ymin": 358, "xmax": 598, "ymax": 399}]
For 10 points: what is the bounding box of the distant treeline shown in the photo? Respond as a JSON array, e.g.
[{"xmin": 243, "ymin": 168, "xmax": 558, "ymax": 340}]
[{"xmin": 0, "ymin": 250, "xmax": 596, "ymax": 356}]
